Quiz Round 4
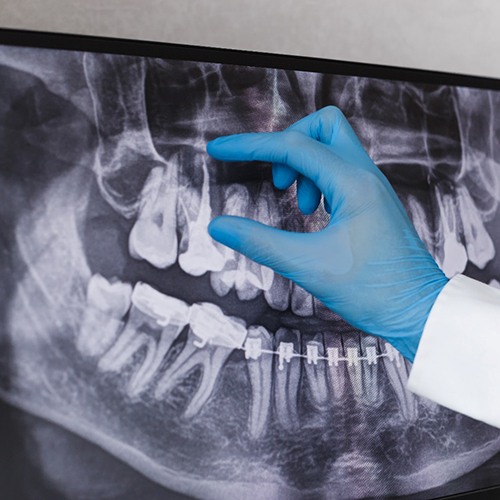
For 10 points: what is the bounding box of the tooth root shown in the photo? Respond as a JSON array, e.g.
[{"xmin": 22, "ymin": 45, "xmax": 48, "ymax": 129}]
[
  {"xmin": 178, "ymin": 158, "xmax": 225, "ymax": 276},
  {"xmin": 273, "ymin": 328, "xmax": 301, "ymax": 430},
  {"xmin": 324, "ymin": 334, "xmax": 347, "ymax": 401},
  {"xmin": 303, "ymin": 333, "xmax": 329, "ymax": 410},
  {"xmin": 382, "ymin": 342, "xmax": 418, "ymax": 422},
  {"xmin": 264, "ymin": 273, "xmax": 290, "ymax": 311},
  {"xmin": 128, "ymin": 164, "xmax": 178, "ymax": 269},
  {"xmin": 342, "ymin": 333, "xmax": 363, "ymax": 400},
  {"xmin": 456, "ymin": 185, "xmax": 495, "ymax": 269},
  {"xmin": 154, "ymin": 302, "xmax": 244, "ymax": 418},
  {"xmin": 245, "ymin": 326, "xmax": 273, "ymax": 439},
  {"xmin": 434, "ymin": 184, "xmax": 468, "ymax": 277},
  {"xmin": 360, "ymin": 334, "xmax": 381, "ymax": 405},
  {"xmin": 291, "ymin": 282, "xmax": 314, "ymax": 317},
  {"xmin": 77, "ymin": 275, "xmax": 132, "ymax": 357}
]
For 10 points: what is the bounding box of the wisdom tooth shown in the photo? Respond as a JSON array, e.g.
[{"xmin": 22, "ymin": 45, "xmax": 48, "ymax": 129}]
[
  {"xmin": 303, "ymin": 334, "xmax": 329, "ymax": 411},
  {"xmin": 274, "ymin": 328, "xmax": 301, "ymax": 430},
  {"xmin": 77, "ymin": 274, "xmax": 132, "ymax": 357},
  {"xmin": 434, "ymin": 184, "xmax": 467, "ymax": 277},
  {"xmin": 178, "ymin": 157, "xmax": 224, "ymax": 277},
  {"xmin": 291, "ymin": 282, "xmax": 314, "ymax": 317},
  {"xmin": 126, "ymin": 283, "xmax": 190, "ymax": 396},
  {"xmin": 154, "ymin": 302, "xmax": 244, "ymax": 418},
  {"xmin": 382, "ymin": 342, "xmax": 418, "ymax": 422},
  {"xmin": 324, "ymin": 334, "xmax": 347, "ymax": 401},
  {"xmin": 128, "ymin": 165, "xmax": 178, "ymax": 269},
  {"xmin": 246, "ymin": 326, "xmax": 273, "ymax": 439}
]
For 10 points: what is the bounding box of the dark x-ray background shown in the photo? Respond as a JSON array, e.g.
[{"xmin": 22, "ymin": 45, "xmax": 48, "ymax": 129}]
[{"xmin": 2, "ymin": 43, "xmax": 500, "ymax": 499}]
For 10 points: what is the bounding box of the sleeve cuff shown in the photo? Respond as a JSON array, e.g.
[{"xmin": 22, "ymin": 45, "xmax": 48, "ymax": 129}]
[{"xmin": 407, "ymin": 274, "xmax": 500, "ymax": 429}]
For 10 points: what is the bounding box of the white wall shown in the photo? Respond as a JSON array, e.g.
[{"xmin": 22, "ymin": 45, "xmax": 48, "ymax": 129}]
[{"xmin": 1, "ymin": 0, "xmax": 500, "ymax": 78}]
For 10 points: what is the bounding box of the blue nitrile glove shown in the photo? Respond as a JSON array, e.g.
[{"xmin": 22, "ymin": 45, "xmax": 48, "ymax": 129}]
[{"xmin": 207, "ymin": 106, "xmax": 449, "ymax": 362}]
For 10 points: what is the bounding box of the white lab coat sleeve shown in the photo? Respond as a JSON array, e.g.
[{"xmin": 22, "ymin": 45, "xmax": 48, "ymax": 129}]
[{"xmin": 407, "ymin": 274, "xmax": 500, "ymax": 428}]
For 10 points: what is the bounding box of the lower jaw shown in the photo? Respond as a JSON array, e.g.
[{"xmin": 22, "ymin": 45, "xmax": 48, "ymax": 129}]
[{"xmin": 3, "ymin": 171, "xmax": 500, "ymax": 499}]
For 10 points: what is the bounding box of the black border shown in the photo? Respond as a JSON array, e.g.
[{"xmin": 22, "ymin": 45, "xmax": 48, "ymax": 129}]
[
  {"xmin": 2, "ymin": 27, "xmax": 500, "ymax": 500},
  {"xmin": 2, "ymin": 27, "xmax": 500, "ymax": 91}
]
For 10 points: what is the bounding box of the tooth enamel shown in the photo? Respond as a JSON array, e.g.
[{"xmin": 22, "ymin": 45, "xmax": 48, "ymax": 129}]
[
  {"xmin": 303, "ymin": 334, "xmax": 329, "ymax": 410},
  {"xmin": 360, "ymin": 334, "xmax": 381, "ymax": 405},
  {"xmin": 154, "ymin": 302, "xmax": 244, "ymax": 418},
  {"xmin": 178, "ymin": 157, "xmax": 225, "ymax": 276},
  {"xmin": 291, "ymin": 282, "xmax": 314, "ymax": 316},
  {"xmin": 77, "ymin": 274, "xmax": 132, "ymax": 357},
  {"xmin": 128, "ymin": 165, "xmax": 178, "ymax": 269},
  {"xmin": 324, "ymin": 334, "xmax": 347, "ymax": 401},
  {"xmin": 434, "ymin": 184, "xmax": 468, "ymax": 277},
  {"xmin": 245, "ymin": 326, "xmax": 273, "ymax": 439},
  {"xmin": 456, "ymin": 185, "xmax": 495, "ymax": 269},
  {"xmin": 382, "ymin": 342, "xmax": 418, "ymax": 422},
  {"xmin": 274, "ymin": 328, "xmax": 301, "ymax": 430},
  {"xmin": 264, "ymin": 273, "xmax": 291, "ymax": 311},
  {"xmin": 489, "ymin": 278, "xmax": 500, "ymax": 289}
]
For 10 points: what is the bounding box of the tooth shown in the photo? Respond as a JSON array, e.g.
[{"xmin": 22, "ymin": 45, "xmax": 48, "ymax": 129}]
[
  {"xmin": 291, "ymin": 282, "xmax": 314, "ymax": 316},
  {"xmin": 405, "ymin": 194, "xmax": 434, "ymax": 253},
  {"xmin": 97, "ymin": 283, "xmax": 189, "ymax": 395},
  {"xmin": 264, "ymin": 273, "xmax": 291, "ymax": 311},
  {"xmin": 77, "ymin": 274, "xmax": 132, "ymax": 357},
  {"xmin": 252, "ymin": 183, "xmax": 280, "ymax": 291},
  {"xmin": 342, "ymin": 333, "xmax": 363, "ymax": 400},
  {"xmin": 154, "ymin": 302, "xmax": 246, "ymax": 418},
  {"xmin": 273, "ymin": 328, "xmax": 301, "ymax": 430},
  {"xmin": 324, "ymin": 333, "xmax": 347, "ymax": 401},
  {"xmin": 382, "ymin": 342, "xmax": 418, "ymax": 422},
  {"xmin": 434, "ymin": 184, "xmax": 467, "ymax": 277},
  {"xmin": 126, "ymin": 283, "xmax": 190, "ymax": 396},
  {"xmin": 245, "ymin": 326, "xmax": 273, "ymax": 439},
  {"xmin": 302, "ymin": 333, "xmax": 329, "ymax": 411},
  {"xmin": 489, "ymin": 278, "xmax": 500, "ymax": 289},
  {"xmin": 456, "ymin": 185, "xmax": 495, "ymax": 269},
  {"xmin": 128, "ymin": 165, "xmax": 178, "ymax": 269},
  {"xmin": 360, "ymin": 334, "xmax": 381, "ymax": 405},
  {"xmin": 178, "ymin": 157, "xmax": 224, "ymax": 276}
]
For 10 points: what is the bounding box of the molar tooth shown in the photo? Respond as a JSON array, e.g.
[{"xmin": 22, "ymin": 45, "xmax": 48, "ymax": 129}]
[
  {"xmin": 154, "ymin": 302, "xmax": 245, "ymax": 418},
  {"xmin": 245, "ymin": 326, "xmax": 273, "ymax": 439},
  {"xmin": 178, "ymin": 157, "xmax": 224, "ymax": 276},
  {"xmin": 273, "ymin": 328, "xmax": 301, "ymax": 430},
  {"xmin": 291, "ymin": 282, "xmax": 314, "ymax": 316},
  {"xmin": 405, "ymin": 194, "xmax": 434, "ymax": 253},
  {"xmin": 313, "ymin": 297, "xmax": 339, "ymax": 320},
  {"xmin": 77, "ymin": 274, "xmax": 132, "ymax": 357},
  {"xmin": 324, "ymin": 334, "xmax": 347, "ymax": 401},
  {"xmin": 126, "ymin": 283, "xmax": 190, "ymax": 396},
  {"xmin": 302, "ymin": 333, "xmax": 329, "ymax": 411},
  {"xmin": 128, "ymin": 164, "xmax": 178, "ymax": 269},
  {"xmin": 382, "ymin": 342, "xmax": 418, "ymax": 422},
  {"xmin": 360, "ymin": 334, "xmax": 381, "ymax": 405}
]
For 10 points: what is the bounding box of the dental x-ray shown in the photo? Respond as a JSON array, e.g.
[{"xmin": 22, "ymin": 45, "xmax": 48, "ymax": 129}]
[{"xmin": 2, "ymin": 37, "xmax": 500, "ymax": 499}]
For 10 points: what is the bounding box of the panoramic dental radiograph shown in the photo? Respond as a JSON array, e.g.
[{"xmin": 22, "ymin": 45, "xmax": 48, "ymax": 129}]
[{"xmin": 2, "ymin": 43, "xmax": 500, "ymax": 500}]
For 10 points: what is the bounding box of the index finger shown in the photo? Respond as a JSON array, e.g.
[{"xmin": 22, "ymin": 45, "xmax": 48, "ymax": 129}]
[{"xmin": 207, "ymin": 130, "xmax": 349, "ymax": 199}]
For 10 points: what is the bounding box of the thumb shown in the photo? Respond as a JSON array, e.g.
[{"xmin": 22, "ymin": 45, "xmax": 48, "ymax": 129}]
[{"xmin": 208, "ymin": 215, "xmax": 313, "ymax": 278}]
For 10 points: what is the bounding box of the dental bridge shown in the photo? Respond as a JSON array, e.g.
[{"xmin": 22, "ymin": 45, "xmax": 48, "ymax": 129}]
[{"xmin": 128, "ymin": 280, "xmax": 403, "ymax": 371}]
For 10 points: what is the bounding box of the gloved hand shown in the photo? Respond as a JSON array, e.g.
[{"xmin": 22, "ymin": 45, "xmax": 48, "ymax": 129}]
[{"xmin": 207, "ymin": 106, "xmax": 449, "ymax": 362}]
